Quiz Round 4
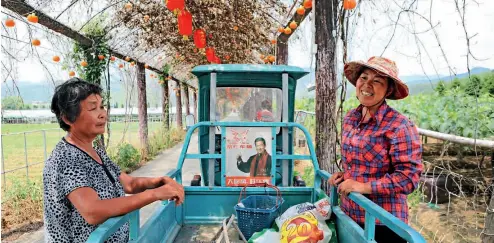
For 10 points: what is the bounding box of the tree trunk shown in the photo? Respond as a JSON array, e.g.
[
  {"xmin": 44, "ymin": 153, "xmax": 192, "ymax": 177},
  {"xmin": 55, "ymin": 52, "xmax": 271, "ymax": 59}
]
[
  {"xmin": 162, "ymin": 80, "xmax": 170, "ymax": 130},
  {"xmin": 483, "ymin": 153, "xmax": 494, "ymax": 243},
  {"xmin": 193, "ymin": 90, "xmax": 198, "ymax": 122},
  {"xmin": 137, "ymin": 63, "xmax": 149, "ymax": 160},
  {"xmin": 184, "ymin": 84, "xmax": 190, "ymax": 115},
  {"xmin": 176, "ymin": 81, "xmax": 183, "ymax": 128},
  {"xmin": 276, "ymin": 41, "xmax": 288, "ymax": 65},
  {"xmin": 315, "ymin": 0, "xmax": 338, "ymax": 174}
]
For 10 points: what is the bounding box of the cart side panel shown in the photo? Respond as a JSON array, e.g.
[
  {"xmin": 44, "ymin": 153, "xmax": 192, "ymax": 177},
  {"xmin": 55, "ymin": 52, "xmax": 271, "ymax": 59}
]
[
  {"xmin": 182, "ymin": 187, "xmax": 314, "ymax": 224},
  {"xmin": 333, "ymin": 207, "xmax": 368, "ymax": 243},
  {"xmin": 136, "ymin": 202, "xmax": 182, "ymax": 243}
]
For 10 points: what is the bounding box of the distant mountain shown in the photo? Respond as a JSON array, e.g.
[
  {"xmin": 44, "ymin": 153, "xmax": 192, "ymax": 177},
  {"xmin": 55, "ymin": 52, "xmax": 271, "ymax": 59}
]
[
  {"xmin": 343, "ymin": 67, "xmax": 492, "ymax": 96},
  {"xmin": 1, "ymin": 74, "xmax": 167, "ymax": 108},
  {"xmin": 1, "ymin": 82, "xmax": 56, "ymax": 103}
]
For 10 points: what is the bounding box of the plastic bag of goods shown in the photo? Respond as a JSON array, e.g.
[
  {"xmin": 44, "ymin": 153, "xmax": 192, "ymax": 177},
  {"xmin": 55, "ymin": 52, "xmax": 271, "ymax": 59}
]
[
  {"xmin": 248, "ymin": 228, "xmax": 281, "ymax": 243},
  {"xmin": 276, "ymin": 198, "xmax": 332, "ymax": 243}
]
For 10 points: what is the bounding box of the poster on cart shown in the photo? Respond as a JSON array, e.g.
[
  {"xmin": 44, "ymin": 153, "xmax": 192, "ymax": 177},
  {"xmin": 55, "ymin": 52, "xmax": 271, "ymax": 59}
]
[{"xmin": 225, "ymin": 127, "xmax": 273, "ymax": 187}]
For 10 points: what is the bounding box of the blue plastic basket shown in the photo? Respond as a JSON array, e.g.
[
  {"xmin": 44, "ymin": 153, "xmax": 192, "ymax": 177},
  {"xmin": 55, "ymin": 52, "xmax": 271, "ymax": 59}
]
[{"xmin": 234, "ymin": 184, "xmax": 284, "ymax": 240}]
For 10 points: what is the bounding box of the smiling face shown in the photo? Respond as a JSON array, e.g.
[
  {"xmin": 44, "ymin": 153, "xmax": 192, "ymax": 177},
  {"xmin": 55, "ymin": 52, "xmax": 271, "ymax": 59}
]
[
  {"xmin": 255, "ymin": 140, "xmax": 266, "ymax": 155},
  {"xmin": 65, "ymin": 94, "xmax": 107, "ymax": 137},
  {"xmin": 355, "ymin": 68, "xmax": 391, "ymax": 107}
]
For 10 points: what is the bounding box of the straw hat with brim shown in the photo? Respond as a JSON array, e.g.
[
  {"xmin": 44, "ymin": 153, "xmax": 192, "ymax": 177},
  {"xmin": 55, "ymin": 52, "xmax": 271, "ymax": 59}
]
[{"xmin": 344, "ymin": 56, "xmax": 409, "ymax": 100}]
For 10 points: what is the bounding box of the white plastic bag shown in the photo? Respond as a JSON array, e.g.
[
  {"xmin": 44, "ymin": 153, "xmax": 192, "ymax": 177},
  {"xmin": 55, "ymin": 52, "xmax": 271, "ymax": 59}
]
[
  {"xmin": 275, "ymin": 198, "xmax": 332, "ymax": 228},
  {"xmin": 275, "ymin": 198, "xmax": 332, "ymax": 243},
  {"xmin": 279, "ymin": 212, "xmax": 332, "ymax": 243},
  {"xmin": 248, "ymin": 228, "xmax": 280, "ymax": 243}
]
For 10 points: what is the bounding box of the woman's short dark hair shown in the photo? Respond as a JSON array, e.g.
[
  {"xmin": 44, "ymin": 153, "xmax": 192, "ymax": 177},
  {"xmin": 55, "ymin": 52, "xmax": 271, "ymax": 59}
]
[
  {"xmin": 51, "ymin": 78, "xmax": 102, "ymax": 131},
  {"xmin": 261, "ymin": 100, "xmax": 271, "ymax": 110},
  {"xmin": 254, "ymin": 137, "xmax": 266, "ymax": 146}
]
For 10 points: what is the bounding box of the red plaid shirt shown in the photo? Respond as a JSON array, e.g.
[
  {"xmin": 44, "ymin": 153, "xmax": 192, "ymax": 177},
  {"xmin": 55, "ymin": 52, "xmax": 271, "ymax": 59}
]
[{"xmin": 340, "ymin": 101, "xmax": 423, "ymax": 225}]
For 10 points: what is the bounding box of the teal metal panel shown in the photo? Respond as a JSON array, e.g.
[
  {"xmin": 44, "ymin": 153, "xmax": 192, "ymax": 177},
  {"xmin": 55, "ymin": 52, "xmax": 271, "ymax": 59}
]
[
  {"xmin": 129, "ymin": 211, "xmax": 140, "ymax": 241},
  {"xmin": 333, "ymin": 207, "xmax": 373, "ymax": 243},
  {"xmin": 276, "ymin": 155, "xmax": 311, "ymax": 160},
  {"xmin": 191, "ymin": 64, "xmax": 309, "ymax": 82},
  {"xmin": 86, "ymin": 210, "xmax": 137, "ymax": 243},
  {"xmin": 364, "ymin": 212, "xmax": 376, "ymax": 241},
  {"xmin": 184, "ymin": 154, "xmax": 222, "ymax": 159},
  {"xmin": 89, "ymin": 121, "xmax": 426, "ymax": 243},
  {"xmin": 136, "ymin": 203, "xmax": 181, "ymax": 243},
  {"xmin": 317, "ymin": 170, "xmax": 426, "ymax": 243},
  {"xmin": 271, "ymin": 127, "xmax": 277, "ymax": 185},
  {"xmin": 221, "ymin": 126, "xmax": 226, "ymax": 187},
  {"xmin": 182, "ymin": 186, "xmax": 314, "ymax": 225}
]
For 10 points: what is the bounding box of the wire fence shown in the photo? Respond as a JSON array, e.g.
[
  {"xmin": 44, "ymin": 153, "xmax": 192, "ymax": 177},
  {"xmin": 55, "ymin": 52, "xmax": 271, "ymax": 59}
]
[
  {"xmin": 411, "ymin": 160, "xmax": 492, "ymax": 242},
  {"xmin": 0, "ymin": 114, "xmax": 187, "ymax": 197}
]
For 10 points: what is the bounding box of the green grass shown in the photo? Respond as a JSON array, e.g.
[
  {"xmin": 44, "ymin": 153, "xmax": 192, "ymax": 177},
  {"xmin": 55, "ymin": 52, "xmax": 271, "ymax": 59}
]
[
  {"xmin": 0, "ymin": 122, "xmax": 165, "ymax": 190},
  {"xmin": 1, "ymin": 123, "xmax": 185, "ymax": 232}
]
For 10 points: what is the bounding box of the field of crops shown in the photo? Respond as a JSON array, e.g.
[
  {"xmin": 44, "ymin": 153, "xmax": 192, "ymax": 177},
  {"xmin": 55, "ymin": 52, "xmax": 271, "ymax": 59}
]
[{"xmin": 297, "ymin": 73, "xmax": 494, "ymax": 139}]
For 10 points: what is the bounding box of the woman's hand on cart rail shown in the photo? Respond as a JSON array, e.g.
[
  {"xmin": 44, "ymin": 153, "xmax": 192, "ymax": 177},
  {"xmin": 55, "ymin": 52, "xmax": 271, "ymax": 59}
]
[
  {"xmin": 327, "ymin": 172, "xmax": 344, "ymax": 186},
  {"xmin": 151, "ymin": 179, "xmax": 185, "ymax": 205},
  {"xmin": 328, "ymin": 173, "xmax": 372, "ymax": 197}
]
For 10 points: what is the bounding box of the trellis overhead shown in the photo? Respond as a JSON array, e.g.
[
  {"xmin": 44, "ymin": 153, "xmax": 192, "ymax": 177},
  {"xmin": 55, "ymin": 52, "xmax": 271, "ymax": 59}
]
[{"xmin": 8, "ymin": 0, "xmax": 295, "ymax": 84}]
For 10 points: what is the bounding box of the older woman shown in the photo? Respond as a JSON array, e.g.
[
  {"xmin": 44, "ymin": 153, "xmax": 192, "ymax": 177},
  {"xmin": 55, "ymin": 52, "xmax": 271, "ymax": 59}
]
[
  {"xmin": 43, "ymin": 78, "xmax": 184, "ymax": 242},
  {"xmin": 328, "ymin": 57, "xmax": 423, "ymax": 243}
]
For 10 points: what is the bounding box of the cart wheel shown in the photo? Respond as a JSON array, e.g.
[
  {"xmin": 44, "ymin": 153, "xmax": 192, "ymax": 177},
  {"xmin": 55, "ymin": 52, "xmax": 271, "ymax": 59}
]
[
  {"xmin": 293, "ymin": 176, "xmax": 306, "ymax": 187},
  {"xmin": 191, "ymin": 174, "xmax": 201, "ymax": 186}
]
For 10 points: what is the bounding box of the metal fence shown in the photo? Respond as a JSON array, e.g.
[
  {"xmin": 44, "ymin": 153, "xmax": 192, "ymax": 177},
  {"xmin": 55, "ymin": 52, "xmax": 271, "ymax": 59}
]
[
  {"xmin": 0, "ymin": 114, "xmax": 187, "ymax": 195},
  {"xmin": 1, "ymin": 113, "xmax": 183, "ymax": 124},
  {"xmin": 1, "ymin": 128, "xmax": 59, "ymax": 189}
]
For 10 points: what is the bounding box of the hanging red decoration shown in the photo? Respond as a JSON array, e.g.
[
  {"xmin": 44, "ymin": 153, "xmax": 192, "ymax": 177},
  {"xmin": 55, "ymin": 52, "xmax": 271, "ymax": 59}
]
[
  {"xmin": 193, "ymin": 29, "xmax": 207, "ymax": 49},
  {"xmin": 177, "ymin": 10, "xmax": 193, "ymax": 40},
  {"xmin": 212, "ymin": 56, "xmax": 221, "ymax": 64},
  {"xmin": 206, "ymin": 47, "xmax": 215, "ymax": 62},
  {"xmin": 166, "ymin": 0, "xmax": 185, "ymax": 14}
]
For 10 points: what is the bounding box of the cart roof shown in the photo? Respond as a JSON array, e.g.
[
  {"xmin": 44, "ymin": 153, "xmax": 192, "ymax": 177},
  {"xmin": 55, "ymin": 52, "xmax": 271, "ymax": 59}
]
[{"xmin": 192, "ymin": 64, "xmax": 309, "ymax": 88}]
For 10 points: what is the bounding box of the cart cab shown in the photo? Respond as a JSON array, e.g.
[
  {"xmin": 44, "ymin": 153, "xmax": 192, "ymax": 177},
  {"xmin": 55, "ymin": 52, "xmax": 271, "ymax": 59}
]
[
  {"xmin": 87, "ymin": 65, "xmax": 426, "ymax": 243},
  {"xmin": 192, "ymin": 64, "xmax": 308, "ymax": 187}
]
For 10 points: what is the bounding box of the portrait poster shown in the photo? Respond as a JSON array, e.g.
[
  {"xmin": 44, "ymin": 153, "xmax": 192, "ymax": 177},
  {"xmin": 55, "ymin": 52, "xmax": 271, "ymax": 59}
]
[{"xmin": 225, "ymin": 127, "xmax": 273, "ymax": 187}]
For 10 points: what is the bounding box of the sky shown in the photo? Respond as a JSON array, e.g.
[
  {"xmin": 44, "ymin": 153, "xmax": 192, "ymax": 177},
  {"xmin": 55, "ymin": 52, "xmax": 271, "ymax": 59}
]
[
  {"xmin": 288, "ymin": 0, "xmax": 494, "ymax": 78},
  {"xmin": 2, "ymin": 0, "xmax": 494, "ymax": 86}
]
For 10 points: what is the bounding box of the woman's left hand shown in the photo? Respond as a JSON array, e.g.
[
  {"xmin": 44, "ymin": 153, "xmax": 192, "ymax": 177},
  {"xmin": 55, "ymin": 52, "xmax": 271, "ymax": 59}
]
[{"xmin": 337, "ymin": 179, "xmax": 372, "ymax": 196}]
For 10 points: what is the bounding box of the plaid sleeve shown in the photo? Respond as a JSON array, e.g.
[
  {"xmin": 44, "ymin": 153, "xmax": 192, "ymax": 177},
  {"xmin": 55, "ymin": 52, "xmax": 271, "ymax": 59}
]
[{"xmin": 371, "ymin": 121, "xmax": 423, "ymax": 195}]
